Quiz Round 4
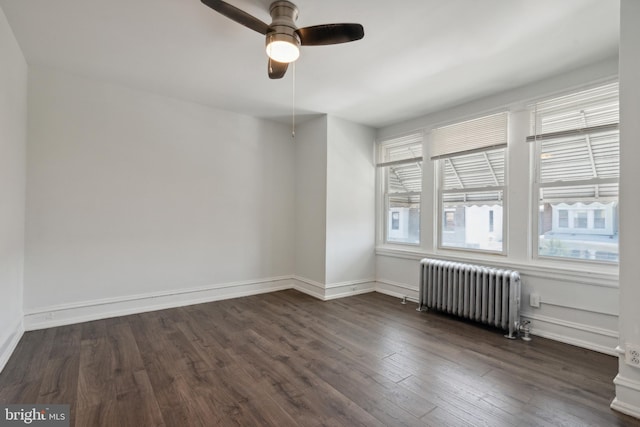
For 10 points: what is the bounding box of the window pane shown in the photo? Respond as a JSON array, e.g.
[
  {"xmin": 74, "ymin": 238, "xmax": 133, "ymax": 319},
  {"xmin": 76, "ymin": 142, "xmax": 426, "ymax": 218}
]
[
  {"xmin": 489, "ymin": 210, "xmax": 494, "ymax": 232},
  {"xmin": 536, "ymin": 123, "xmax": 619, "ymax": 262},
  {"xmin": 538, "ymin": 193, "xmax": 618, "ymax": 262},
  {"xmin": 531, "ymin": 82, "xmax": 619, "ymax": 134},
  {"xmin": 559, "ymin": 210, "xmax": 568, "ymax": 227},
  {"xmin": 594, "ymin": 210, "xmax": 605, "ymax": 229},
  {"xmin": 387, "ymin": 162, "xmax": 422, "ymax": 193},
  {"xmin": 444, "ymin": 211, "xmax": 455, "ymax": 231},
  {"xmin": 391, "ymin": 212, "xmax": 400, "ymax": 230},
  {"xmin": 387, "ymin": 195, "xmax": 420, "ymax": 244},
  {"xmin": 574, "ymin": 211, "xmax": 588, "ymax": 228},
  {"xmin": 442, "ymin": 148, "xmax": 505, "ymax": 190},
  {"xmin": 539, "ymin": 131, "xmax": 619, "ymax": 183},
  {"xmin": 378, "ymin": 133, "xmax": 424, "ymax": 247},
  {"xmin": 441, "ymin": 193, "xmax": 503, "ymax": 252},
  {"xmin": 379, "ymin": 134, "xmax": 422, "ymax": 163},
  {"xmin": 439, "ymin": 146, "xmax": 505, "ymax": 253}
]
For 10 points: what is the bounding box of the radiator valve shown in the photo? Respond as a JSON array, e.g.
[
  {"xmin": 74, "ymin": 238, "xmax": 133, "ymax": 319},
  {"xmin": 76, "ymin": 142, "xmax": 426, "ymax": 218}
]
[{"xmin": 519, "ymin": 320, "xmax": 532, "ymax": 341}]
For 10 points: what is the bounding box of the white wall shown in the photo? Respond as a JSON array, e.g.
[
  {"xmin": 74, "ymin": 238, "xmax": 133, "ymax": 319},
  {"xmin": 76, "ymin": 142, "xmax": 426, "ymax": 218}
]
[
  {"xmin": 294, "ymin": 115, "xmax": 328, "ymax": 288},
  {"xmin": 24, "ymin": 66, "xmax": 295, "ymax": 328},
  {"xmin": 0, "ymin": 6, "xmax": 27, "ymax": 371},
  {"xmin": 375, "ymin": 57, "xmax": 621, "ymax": 355},
  {"xmin": 325, "ymin": 117, "xmax": 376, "ymax": 294},
  {"xmin": 294, "ymin": 115, "xmax": 377, "ymax": 299},
  {"xmin": 613, "ymin": 0, "xmax": 640, "ymax": 418}
]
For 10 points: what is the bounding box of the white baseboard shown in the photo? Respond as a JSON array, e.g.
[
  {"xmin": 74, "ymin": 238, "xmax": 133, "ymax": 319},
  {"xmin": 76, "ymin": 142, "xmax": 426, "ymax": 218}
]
[
  {"xmin": 375, "ymin": 279, "xmax": 419, "ymax": 300},
  {"xmin": 375, "ymin": 287, "xmax": 407, "ymax": 300},
  {"xmin": 375, "ymin": 280, "xmax": 618, "ymax": 356},
  {"xmin": 612, "ymin": 374, "xmax": 640, "ymax": 419},
  {"xmin": 292, "ymin": 276, "xmax": 375, "ymax": 301},
  {"xmin": 23, "ymin": 274, "xmax": 381, "ymax": 332},
  {"xmin": 0, "ymin": 318, "xmax": 24, "ymax": 374},
  {"xmin": 24, "ymin": 276, "xmax": 295, "ymax": 330},
  {"xmin": 291, "ymin": 276, "xmax": 326, "ymax": 300},
  {"xmin": 521, "ymin": 312, "xmax": 617, "ymax": 356},
  {"xmin": 17, "ymin": 274, "xmax": 622, "ymax": 365},
  {"xmin": 529, "ymin": 328, "xmax": 616, "ymax": 356},
  {"xmin": 611, "ymin": 398, "xmax": 640, "ymax": 420},
  {"xmin": 324, "ymin": 279, "xmax": 375, "ymax": 300}
]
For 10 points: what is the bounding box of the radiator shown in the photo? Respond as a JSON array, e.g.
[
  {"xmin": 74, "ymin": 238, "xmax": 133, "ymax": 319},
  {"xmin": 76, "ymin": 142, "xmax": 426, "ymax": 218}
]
[{"xmin": 419, "ymin": 258, "xmax": 523, "ymax": 339}]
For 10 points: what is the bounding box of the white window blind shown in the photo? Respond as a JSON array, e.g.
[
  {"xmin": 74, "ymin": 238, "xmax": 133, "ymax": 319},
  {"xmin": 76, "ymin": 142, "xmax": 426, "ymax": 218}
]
[
  {"xmin": 527, "ymin": 82, "xmax": 619, "ymax": 141},
  {"xmin": 431, "ymin": 112, "xmax": 508, "ymax": 160}
]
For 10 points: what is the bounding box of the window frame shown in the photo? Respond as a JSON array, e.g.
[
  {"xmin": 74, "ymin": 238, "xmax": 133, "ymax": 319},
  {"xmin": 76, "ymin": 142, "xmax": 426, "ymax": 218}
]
[
  {"xmin": 377, "ymin": 133, "xmax": 423, "ymax": 247},
  {"xmin": 529, "ymin": 81, "xmax": 620, "ymax": 265},
  {"xmin": 431, "ymin": 112, "xmax": 510, "ymax": 256},
  {"xmin": 532, "ymin": 143, "xmax": 619, "ymax": 264},
  {"xmin": 436, "ymin": 147, "xmax": 508, "ymax": 255}
]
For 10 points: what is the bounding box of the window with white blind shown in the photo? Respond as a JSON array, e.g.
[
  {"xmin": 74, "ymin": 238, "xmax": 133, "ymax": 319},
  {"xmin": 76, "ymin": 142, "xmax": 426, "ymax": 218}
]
[
  {"xmin": 377, "ymin": 133, "xmax": 423, "ymax": 245},
  {"xmin": 529, "ymin": 82, "xmax": 619, "ymax": 262},
  {"xmin": 433, "ymin": 112, "xmax": 508, "ymax": 253}
]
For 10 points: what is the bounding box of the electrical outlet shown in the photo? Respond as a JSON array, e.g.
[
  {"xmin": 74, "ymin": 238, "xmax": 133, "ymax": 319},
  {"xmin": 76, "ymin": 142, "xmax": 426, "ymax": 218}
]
[
  {"xmin": 529, "ymin": 293, "xmax": 541, "ymax": 308},
  {"xmin": 626, "ymin": 344, "xmax": 640, "ymax": 368}
]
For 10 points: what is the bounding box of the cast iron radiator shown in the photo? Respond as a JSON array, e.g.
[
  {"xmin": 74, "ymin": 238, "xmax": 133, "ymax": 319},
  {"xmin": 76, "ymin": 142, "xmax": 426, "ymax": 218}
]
[{"xmin": 419, "ymin": 258, "xmax": 524, "ymax": 339}]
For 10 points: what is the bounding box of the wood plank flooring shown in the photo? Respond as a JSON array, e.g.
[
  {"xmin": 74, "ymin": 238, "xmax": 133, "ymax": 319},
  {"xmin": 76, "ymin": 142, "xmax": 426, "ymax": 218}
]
[{"xmin": 1, "ymin": 290, "xmax": 639, "ymax": 426}]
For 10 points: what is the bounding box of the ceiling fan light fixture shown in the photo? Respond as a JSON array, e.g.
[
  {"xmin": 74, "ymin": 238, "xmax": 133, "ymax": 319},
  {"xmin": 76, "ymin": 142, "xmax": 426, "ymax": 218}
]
[
  {"xmin": 266, "ymin": 33, "xmax": 300, "ymax": 63},
  {"xmin": 201, "ymin": 0, "xmax": 364, "ymax": 78}
]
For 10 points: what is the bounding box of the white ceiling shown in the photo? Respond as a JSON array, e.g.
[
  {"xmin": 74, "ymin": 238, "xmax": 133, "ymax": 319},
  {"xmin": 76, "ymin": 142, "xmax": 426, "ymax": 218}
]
[{"xmin": 0, "ymin": 0, "xmax": 619, "ymax": 128}]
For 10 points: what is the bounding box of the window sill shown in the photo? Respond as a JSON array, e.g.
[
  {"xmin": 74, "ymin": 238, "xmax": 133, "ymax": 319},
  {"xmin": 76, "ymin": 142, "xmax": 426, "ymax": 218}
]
[{"xmin": 375, "ymin": 246, "xmax": 619, "ymax": 288}]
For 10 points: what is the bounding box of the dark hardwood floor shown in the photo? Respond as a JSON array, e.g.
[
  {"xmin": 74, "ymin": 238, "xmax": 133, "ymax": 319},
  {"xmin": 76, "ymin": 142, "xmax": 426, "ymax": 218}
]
[{"xmin": 1, "ymin": 290, "xmax": 638, "ymax": 426}]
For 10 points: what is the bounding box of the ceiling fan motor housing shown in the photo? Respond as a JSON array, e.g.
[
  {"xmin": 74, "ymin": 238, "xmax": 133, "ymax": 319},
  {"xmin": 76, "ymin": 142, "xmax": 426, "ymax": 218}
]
[{"xmin": 266, "ymin": 1, "xmax": 301, "ymax": 48}]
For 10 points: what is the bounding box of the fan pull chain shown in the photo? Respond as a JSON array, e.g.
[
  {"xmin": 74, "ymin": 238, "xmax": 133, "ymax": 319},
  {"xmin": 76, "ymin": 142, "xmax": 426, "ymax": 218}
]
[{"xmin": 292, "ymin": 61, "xmax": 296, "ymax": 138}]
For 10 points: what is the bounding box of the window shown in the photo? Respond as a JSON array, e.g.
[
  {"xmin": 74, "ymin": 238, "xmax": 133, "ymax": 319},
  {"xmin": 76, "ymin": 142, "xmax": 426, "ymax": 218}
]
[
  {"xmin": 559, "ymin": 210, "xmax": 568, "ymax": 228},
  {"xmin": 377, "ymin": 133, "xmax": 423, "ymax": 245},
  {"xmin": 529, "ymin": 82, "xmax": 619, "ymax": 262},
  {"xmin": 574, "ymin": 211, "xmax": 588, "ymax": 229},
  {"xmin": 391, "ymin": 212, "xmax": 400, "ymax": 230},
  {"xmin": 432, "ymin": 112, "xmax": 508, "ymax": 253},
  {"xmin": 594, "ymin": 209, "xmax": 605, "ymax": 229}
]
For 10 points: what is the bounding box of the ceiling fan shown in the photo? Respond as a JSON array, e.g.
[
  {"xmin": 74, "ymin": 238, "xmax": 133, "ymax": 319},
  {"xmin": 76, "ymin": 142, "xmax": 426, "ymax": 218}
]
[{"xmin": 201, "ymin": 0, "xmax": 365, "ymax": 79}]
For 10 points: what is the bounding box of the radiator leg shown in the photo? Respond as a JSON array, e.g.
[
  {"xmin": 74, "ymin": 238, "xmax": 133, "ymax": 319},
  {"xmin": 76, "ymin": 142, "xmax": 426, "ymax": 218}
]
[
  {"xmin": 504, "ymin": 328, "xmax": 518, "ymax": 340},
  {"xmin": 400, "ymin": 295, "xmax": 423, "ymax": 309},
  {"xmin": 505, "ymin": 318, "xmax": 519, "ymax": 339}
]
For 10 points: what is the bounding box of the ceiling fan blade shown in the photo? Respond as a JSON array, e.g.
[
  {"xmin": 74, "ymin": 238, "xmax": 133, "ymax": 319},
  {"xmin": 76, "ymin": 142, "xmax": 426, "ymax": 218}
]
[
  {"xmin": 296, "ymin": 23, "xmax": 364, "ymax": 46},
  {"xmin": 268, "ymin": 59, "xmax": 288, "ymax": 79},
  {"xmin": 201, "ymin": 0, "xmax": 269, "ymax": 35}
]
